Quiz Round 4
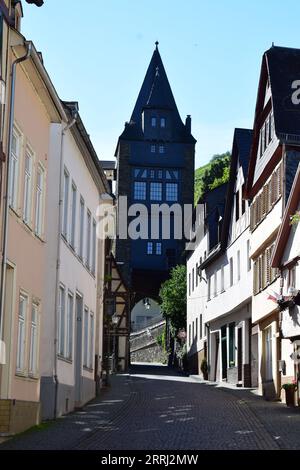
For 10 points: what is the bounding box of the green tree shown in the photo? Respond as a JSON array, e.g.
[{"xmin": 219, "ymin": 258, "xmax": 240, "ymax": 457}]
[
  {"xmin": 159, "ymin": 265, "xmax": 187, "ymax": 332},
  {"xmin": 194, "ymin": 151, "xmax": 231, "ymax": 203}
]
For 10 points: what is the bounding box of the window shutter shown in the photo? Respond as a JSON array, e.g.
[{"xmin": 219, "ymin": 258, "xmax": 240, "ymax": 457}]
[
  {"xmin": 250, "ymin": 203, "xmax": 254, "ymax": 231},
  {"xmin": 265, "ymin": 182, "xmax": 270, "ymax": 213}
]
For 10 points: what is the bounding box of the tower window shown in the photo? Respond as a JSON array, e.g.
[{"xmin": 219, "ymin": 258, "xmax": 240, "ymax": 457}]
[
  {"xmin": 150, "ymin": 182, "xmax": 162, "ymax": 201},
  {"xmin": 147, "ymin": 242, "xmax": 153, "ymax": 254},
  {"xmin": 159, "ymin": 145, "xmax": 165, "ymax": 154},
  {"xmin": 151, "ymin": 117, "xmax": 157, "ymax": 127},
  {"xmin": 134, "ymin": 182, "xmax": 146, "ymax": 200},
  {"xmin": 158, "ymin": 170, "xmax": 163, "ymax": 179},
  {"xmin": 151, "ymin": 145, "xmax": 156, "ymax": 153},
  {"xmin": 160, "ymin": 118, "xmax": 166, "ymax": 128},
  {"xmin": 166, "ymin": 183, "xmax": 178, "ymax": 202},
  {"xmin": 156, "ymin": 243, "xmax": 162, "ymax": 255},
  {"xmin": 150, "ymin": 170, "xmax": 155, "ymax": 178}
]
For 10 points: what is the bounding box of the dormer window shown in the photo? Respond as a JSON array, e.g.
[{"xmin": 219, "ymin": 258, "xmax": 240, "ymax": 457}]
[
  {"xmin": 160, "ymin": 118, "xmax": 166, "ymax": 128},
  {"xmin": 159, "ymin": 144, "xmax": 165, "ymax": 154},
  {"xmin": 259, "ymin": 112, "xmax": 274, "ymax": 158},
  {"xmin": 151, "ymin": 117, "xmax": 157, "ymax": 127}
]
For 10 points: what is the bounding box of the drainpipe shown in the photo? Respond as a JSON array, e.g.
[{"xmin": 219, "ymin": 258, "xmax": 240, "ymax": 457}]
[
  {"xmin": 0, "ymin": 42, "xmax": 33, "ymax": 357},
  {"xmin": 53, "ymin": 110, "xmax": 78, "ymax": 419}
]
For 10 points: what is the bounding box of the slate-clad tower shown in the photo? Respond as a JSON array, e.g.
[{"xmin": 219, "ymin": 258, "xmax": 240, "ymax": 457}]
[{"xmin": 115, "ymin": 43, "xmax": 196, "ymax": 300}]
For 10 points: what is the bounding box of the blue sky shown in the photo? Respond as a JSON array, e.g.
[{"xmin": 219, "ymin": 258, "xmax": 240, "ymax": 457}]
[{"xmin": 22, "ymin": 0, "xmax": 300, "ymax": 168}]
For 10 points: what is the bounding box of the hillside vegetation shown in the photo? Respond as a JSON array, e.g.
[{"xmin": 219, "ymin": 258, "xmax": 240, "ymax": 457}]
[{"xmin": 194, "ymin": 151, "xmax": 231, "ymax": 204}]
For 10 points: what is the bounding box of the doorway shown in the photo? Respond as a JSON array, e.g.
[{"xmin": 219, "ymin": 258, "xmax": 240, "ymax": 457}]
[
  {"xmin": 221, "ymin": 326, "xmax": 227, "ymax": 380},
  {"xmin": 237, "ymin": 327, "xmax": 243, "ymax": 382}
]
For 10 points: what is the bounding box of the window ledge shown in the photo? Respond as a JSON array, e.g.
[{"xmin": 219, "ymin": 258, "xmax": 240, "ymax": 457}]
[{"xmin": 57, "ymin": 355, "xmax": 73, "ymax": 364}]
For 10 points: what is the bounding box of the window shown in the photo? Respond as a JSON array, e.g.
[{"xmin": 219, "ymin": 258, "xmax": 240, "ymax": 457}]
[
  {"xmin": 221, "ymin": 265, "xmax": 225, "ymax": 292},
  {"xmin": 151, "ymin": 117, "xmax": 157, "ymax": 127},
  {"xmin": 150, "ymin": 170, "xmax": 155, "ymax": 178},
  {"xmin": 288, "ymin": 266, "xmax": 296, "ymax": 290},
  {"xmin": 158, "ymin": 170, "xmax": 163, "ymax": 179},
  {"xmin": 16, "ymin": 294, "xmax": 27, "ymax": 372},
  {"xmin": 195, "ymin": 318, "xmax": 198, "ymax": 341},
  {"xmin": 9, "ymin": 128, "xmax": 20, "ymax": 210},
  {"xmin": 237, "ymin": 250, "xmax": 241, "ymax": 281},
  {"xmin": 58, "ymin": 286, "xmax": 66, "ymax": 356},
  {"xmin": 150, "ymin": 182, "xmax": 162, "ymax": 201},
  {"xmin": 189, "ymin": 273, "xmax": 191, "ymax": 296},
  {"xmin": 230, "ymin": 258, "xmax": 233, "ymax": 287},
  {"xmin": 241, "ymin": 185, "xmax": 246, "ymax": 215},
  {"xmin": 159, "ymin": 145, "xmax": 165, "ymax": 154},
  {"xmin": 156, "ymin": 242, "xmax": 162, "ymax": 255},
  {"xmin": 160, "ymin": 117, "xmax": 166, "ymax": 128},
  {"xmin": 62, "ymin": 169, "xmax": 69, "ymax": 239},
  {"xmin": 196, "ymin": 263, "xmax": 199, "ymax": 287},
  {"xmin": 134, "ymin": 169, "xmax": 140, "ymax": 177},
  {"xmin": 29, "ymin": 303, "xmax": 39, "ymax": 375},
  {"xmin": 253, "ymin": 243, "xmax": 279, "ymax": 294},
  {"xmin": 35, "ymin": 166, "xmax": 44, "ymax": 237},
  {"xmin": 247, "ymin": 240, "xmax": 251, "ymax": 272},
  {"xmin": 166, "ymin": 183, "xmax": 178, "ymax": 202},
  {"xmin": 79, "ymin": 197, "xmax": 84, "ymax": 259},
  {"xmin": 214, "ymin": 271, "xmax": 217, "ymax": 297},
  {"xmin": 134, "ymin": 182, "xmax": 146, "ymax": 200},
  {"xmin": 89, "ymin": 313, "xmax": 94, "ymax": 369},
  {"xmin": 66, "ymin": 293, "xmax": 74, "ymax": 359},
  {"xmin": 83, "ymin": 307, "xmax": 89, "ymax": 367},
  {"xmin": 229, "ymin": 323, "xmax": 235, "ymax": 367},
  {"xmin": 86, "ymin": 210, "xmax": 91, "ymax": 269},
  {"xmin": 70, "ymin": 183, "xmax": 77, "ymax": 249},
  {"xmin": 200, "ymin": 314, "xmax": 203, "ymax": 339},
  {"xmin": 151, "ymin": 145, "xmax": 156, "ymax": 153},
  {"xmin": 192, "ymin": 321, "xmax": 195, "ymax": 342},
  {"xmin": 189, "ymin": 324, "xmax": 191, "ymax": 347},
  {"xmin": 207, "ymin": 276, "xmax": 211, "ymax": 300},
  {"xmin": 23, "ymin": 149, "xmax": 33, "ymax": 224},
  {"xmin": 235, "ymin": 191, "xmax": 240, "ymax": 221},
  {"xmin": 147, "ymin": 242, "xmax": 153, "ymax": 255},
  {"xmin": 192, "ymin": 268, "xmax": 195, "ymax": 292},
  {"xmin": 92, "ymin": 219, "xmax": 97, "ymax": 275}
]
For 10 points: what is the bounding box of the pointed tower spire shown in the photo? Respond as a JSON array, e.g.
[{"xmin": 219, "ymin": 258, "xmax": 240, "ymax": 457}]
[{"xmin": 155, "ymin": 41, "xmax": 159, "ymax": 49}]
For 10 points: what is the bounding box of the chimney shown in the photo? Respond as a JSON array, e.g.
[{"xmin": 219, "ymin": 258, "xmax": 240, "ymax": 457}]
[{"xmin": 185, "ymin": 115, "xmax": 191, "ymax": 134}]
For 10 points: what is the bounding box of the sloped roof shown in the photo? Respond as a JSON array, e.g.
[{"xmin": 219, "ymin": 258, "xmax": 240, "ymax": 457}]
[
  {"xmin": 267, "ymin": 46, "xmax": 300, "ymax": 142},
  {"xmin": 118, "ymin": 45, "xmax": 195, "ymax": 143},
  {"xmin": 234, "ymin": 128, "xmax": 253, "ymax": 177}
]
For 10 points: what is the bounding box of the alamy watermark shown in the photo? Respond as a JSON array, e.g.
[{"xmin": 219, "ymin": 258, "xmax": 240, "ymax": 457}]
[{"xmin": 96, "ymin": 196, "xmax": 202, "ymax": 251}]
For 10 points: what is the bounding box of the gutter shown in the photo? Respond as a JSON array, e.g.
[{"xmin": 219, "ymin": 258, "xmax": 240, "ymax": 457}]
[{"xmin": 0, "ymin": 41, "xmax": 33, "ymax": 361}]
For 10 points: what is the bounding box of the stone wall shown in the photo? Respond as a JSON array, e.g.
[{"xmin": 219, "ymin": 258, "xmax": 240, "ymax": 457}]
[
  {"xmin": 0, "ymin": 399, "xmax": 40, "ymax": 436},
  {"xmin": 130, "ymin": 321, "xmax": 167, "ymax": 364}
]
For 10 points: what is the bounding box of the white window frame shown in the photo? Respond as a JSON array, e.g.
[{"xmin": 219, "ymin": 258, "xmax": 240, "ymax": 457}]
[
  {"xmin": 92, "ymin": 219, "xmax": 97, "ymax": 275},
  {"xmin": 29, "ymin": 302, "xmax": 39, "ymax": 376},
  {"xmin": 58, "ymin": 285, "xmax": 66, "ymax": 357},
  {"xmin": 9, "ymin": 127, "xmax": 21, "ymax": 210},
  {"xmin": 86, "ymin": 210, "xmax": 91, "ymax": 270},
  {"xmin": 66, "ymin": 292, "xmax": 74, "ymax": 360},
  {"xmin": 62, "ymin": 168, "xmax": 70, "ymax": 239},
  {"xmin": 237, "ymin": 250, "xmax": 241, "ymax": 281},
  {"xmin": 70, "ymin": 182, "xmax": 77, "ymax": 249},
  {"xmin": 23, "ymin": 146, "xmax": 33, "ymax": 225},
  {"xmin": 83, "ymin": 306, "xmax": 89, "ymax": 367},
  {"xmin": 89, "ymin": 312, "xmax": 94, "ymax": 369},
  {"xmin": 16, "ymin": 293, "xmax": 27, "ymax": 373},
  {"xmin": 35, "ymin": 164, "xmax": 45, "ymax": 237},
  {"xmin": 230, "ymin": 257, "xmax": 233, "ymax": 287},
  {"xmin": 79, "ymin": 196, "xmax": 85, "ymax": 260}
]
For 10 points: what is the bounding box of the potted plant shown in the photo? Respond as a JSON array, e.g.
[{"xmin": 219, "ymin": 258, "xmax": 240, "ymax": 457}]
[
  {"xmin": 200, "ymin": 358, "xmax": 209, "ymax": 380},
  {"xmin": 282, "ymin": 380, "xmax": 297, "ymax": 407}
]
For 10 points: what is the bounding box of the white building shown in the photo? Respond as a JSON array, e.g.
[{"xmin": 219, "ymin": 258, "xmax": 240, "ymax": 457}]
[
  {"xmin": 245, "ymin": 46, "xmax": 300, "ymax": 400},
  {"xmin": 187, "ymin": 129, "xmax": 254, "ymax": 387},
  {"xmin": 271, "ymin": 163, "xmax": 300, "ymax": 406},
  {"xmin": 41, "ymin": 102, "xmax": 110, "ymax": 419}
]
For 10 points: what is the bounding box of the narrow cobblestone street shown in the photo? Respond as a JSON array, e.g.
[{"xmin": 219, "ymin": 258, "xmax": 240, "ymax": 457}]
[{"xmin": 1, "ymin": 364, "xmax": 300, "ymax": 451}]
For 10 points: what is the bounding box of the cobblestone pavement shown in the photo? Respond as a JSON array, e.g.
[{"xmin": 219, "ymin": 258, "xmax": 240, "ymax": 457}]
[{"xmin": 1, "ymin": 364, "xmax": 300, "ymax": 450}]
